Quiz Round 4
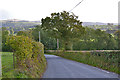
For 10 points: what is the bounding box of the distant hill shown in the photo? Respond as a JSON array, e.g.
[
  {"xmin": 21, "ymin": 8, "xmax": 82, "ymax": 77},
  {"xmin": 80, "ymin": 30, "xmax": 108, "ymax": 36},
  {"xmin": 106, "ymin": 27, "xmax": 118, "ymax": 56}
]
[
  {"xmin": 0, "ymin": 19, "xmax": 40, "ymax": 32},
  {"xmin": 0, "ymin": 19, "xmax": 40, "ymax": 28},
  {"xmin": 1, "ymin": 19, "xmax": 117, "ymax": 28},
  {"xmin": 0, "ymin": 19, "xmax": 118, "ymax": 34},
  {"xmin": 82, "ymin": 22, "xmax": 117, "ymax": 26},
  {"xmin": 82, "ymin": 22, "xmax": 118, "ymax": 34}
]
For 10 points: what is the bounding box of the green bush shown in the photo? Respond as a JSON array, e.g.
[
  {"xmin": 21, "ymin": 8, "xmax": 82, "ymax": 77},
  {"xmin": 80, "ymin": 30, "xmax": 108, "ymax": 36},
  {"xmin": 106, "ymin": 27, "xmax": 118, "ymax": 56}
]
[{"xmin": 6, "ymin": 36, "xmax": 46, "ymax": 78}]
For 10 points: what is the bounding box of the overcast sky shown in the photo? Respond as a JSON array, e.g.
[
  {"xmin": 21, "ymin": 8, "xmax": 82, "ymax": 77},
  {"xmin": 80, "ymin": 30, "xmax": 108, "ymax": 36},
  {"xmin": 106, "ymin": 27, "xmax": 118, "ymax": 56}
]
[{"xmin": 0, "ymin": 0, "xmax": 119, "ymax": 23}]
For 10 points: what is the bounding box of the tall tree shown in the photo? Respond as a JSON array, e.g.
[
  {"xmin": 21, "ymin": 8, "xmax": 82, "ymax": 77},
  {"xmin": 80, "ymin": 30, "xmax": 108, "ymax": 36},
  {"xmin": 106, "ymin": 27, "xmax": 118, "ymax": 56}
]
[{"xmin": 41, "ymin": 11, "xmax": 85, "ymax": 50}]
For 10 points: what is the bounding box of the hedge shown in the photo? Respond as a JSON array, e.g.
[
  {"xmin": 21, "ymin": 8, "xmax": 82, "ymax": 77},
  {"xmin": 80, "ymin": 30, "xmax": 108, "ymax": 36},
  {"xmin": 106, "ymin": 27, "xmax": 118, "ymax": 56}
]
[{"xmin": 6, "ymin": 36, "xmax": 46, "ymax": 78}]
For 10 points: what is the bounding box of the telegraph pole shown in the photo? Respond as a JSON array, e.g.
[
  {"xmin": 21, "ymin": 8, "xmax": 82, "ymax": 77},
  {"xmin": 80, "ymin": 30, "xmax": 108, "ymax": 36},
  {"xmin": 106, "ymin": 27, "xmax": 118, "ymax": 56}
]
[
  {"xmin": 39, "ymin": 31, "xmax": 41, "ymax": 42},
  {"xmin": 57, "ymin": 39, "xmax": 59, "ymax": 50}
]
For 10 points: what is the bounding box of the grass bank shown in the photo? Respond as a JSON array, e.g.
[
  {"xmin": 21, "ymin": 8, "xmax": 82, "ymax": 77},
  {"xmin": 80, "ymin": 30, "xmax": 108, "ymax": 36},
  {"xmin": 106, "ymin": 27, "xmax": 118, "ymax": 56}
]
[
  {"xmin": 45, "ymin": 51, "xmax": 119, "ymax": 74},
  {"xmin": 1, "ymin": 52, "xmax": 28, "ymax": 78},
  {"xmin": 2, "ymin": 52, "xmax": 14, "ymax": 78},
  {"xmin": 2, "ymin": 52, "xmax": 47, "ymax": 78}
]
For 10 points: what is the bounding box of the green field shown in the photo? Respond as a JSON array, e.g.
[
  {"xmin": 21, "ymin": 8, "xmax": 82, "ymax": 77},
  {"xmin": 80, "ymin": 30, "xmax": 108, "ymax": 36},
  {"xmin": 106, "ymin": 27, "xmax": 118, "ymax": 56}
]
[
  {"xmin": 1, "ymin": 52, "xmax": 28, "ymax": 78},
  {"xmin": 1, "ymin": 52, "xmax": 15, "ymax": 78}
]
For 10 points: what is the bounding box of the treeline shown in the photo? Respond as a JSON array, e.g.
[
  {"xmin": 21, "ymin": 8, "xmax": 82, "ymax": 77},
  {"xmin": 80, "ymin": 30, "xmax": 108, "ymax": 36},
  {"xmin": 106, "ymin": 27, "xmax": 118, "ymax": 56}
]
[
  {"xmin": 30, "ymin": 25, "xmax": 119, "ymax": 50},
  {"xmin": 2, "ymin": 11, "xmax": 119, "ymax": 52},
  {"xmin": 73, "ymin": 28, "xmax": 119, "ymax": 50},
  {"xmin": 3, "ymin": 26, "xmax": 119, "ymax": 51}
]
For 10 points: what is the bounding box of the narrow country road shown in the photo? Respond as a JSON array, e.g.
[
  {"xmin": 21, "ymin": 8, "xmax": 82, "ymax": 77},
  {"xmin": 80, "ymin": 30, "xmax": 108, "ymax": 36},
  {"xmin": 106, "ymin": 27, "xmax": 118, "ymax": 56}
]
[{"xmin": 43, "ymin": 54, "xmax": 118, "ymax": 78}]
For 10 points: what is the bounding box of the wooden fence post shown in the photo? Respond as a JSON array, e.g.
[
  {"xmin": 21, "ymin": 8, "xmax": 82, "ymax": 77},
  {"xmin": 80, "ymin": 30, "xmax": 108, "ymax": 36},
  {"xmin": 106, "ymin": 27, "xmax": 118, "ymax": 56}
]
[{"xmin": 13, "ymin": 53, "xmax": 15, "ymax": 69}]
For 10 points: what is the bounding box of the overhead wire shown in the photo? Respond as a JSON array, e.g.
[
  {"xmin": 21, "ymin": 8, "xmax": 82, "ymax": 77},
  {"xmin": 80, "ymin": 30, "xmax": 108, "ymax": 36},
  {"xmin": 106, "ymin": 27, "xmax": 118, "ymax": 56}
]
[{"xmin": 69, "ymin": 0, "xmax": 84, "ymax": 12}]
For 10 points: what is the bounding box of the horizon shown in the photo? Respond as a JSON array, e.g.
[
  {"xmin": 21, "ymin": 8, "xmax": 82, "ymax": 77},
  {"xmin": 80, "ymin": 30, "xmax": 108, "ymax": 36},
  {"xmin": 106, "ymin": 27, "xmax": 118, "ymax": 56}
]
[{"xmin": 1, "ymin": 18, "xmax": 118, "ymax": 24}]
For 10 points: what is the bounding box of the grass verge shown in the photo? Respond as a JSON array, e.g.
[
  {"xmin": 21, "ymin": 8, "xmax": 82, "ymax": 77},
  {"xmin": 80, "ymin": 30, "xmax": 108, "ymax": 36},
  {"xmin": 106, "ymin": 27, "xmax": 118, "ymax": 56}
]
[
  {"xmin": 2, "ymin": 52, "xmax": 15, "ymax": 78},
  {"xmin": 2, "ymin": 52, "xmax": 28, "ymax": 78},
  {"xmin": 2, "ymin": 52, "xmax": 47, "ymax": 78}
]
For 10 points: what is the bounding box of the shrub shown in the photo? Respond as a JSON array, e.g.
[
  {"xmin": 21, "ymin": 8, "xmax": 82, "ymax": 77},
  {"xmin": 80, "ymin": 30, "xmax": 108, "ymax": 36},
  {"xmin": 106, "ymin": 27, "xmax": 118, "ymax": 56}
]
[{"xmin": 6, "ymin": 36, "xmax": 46, "ymax": 78}]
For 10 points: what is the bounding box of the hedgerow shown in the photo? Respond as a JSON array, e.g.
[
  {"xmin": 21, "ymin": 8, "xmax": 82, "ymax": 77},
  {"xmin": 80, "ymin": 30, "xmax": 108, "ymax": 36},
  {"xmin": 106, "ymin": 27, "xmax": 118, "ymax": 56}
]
[{"xmin": 6, "ymin": 36, "xmax": 46, "ymax": 78}]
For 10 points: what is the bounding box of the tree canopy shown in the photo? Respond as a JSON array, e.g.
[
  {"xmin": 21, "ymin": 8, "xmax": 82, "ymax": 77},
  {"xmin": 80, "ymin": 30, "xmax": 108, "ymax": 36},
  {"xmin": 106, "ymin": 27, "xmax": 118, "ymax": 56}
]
[{"xmin": 41, "ymin": 11, "xmax": 85, "ymax": 50}]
